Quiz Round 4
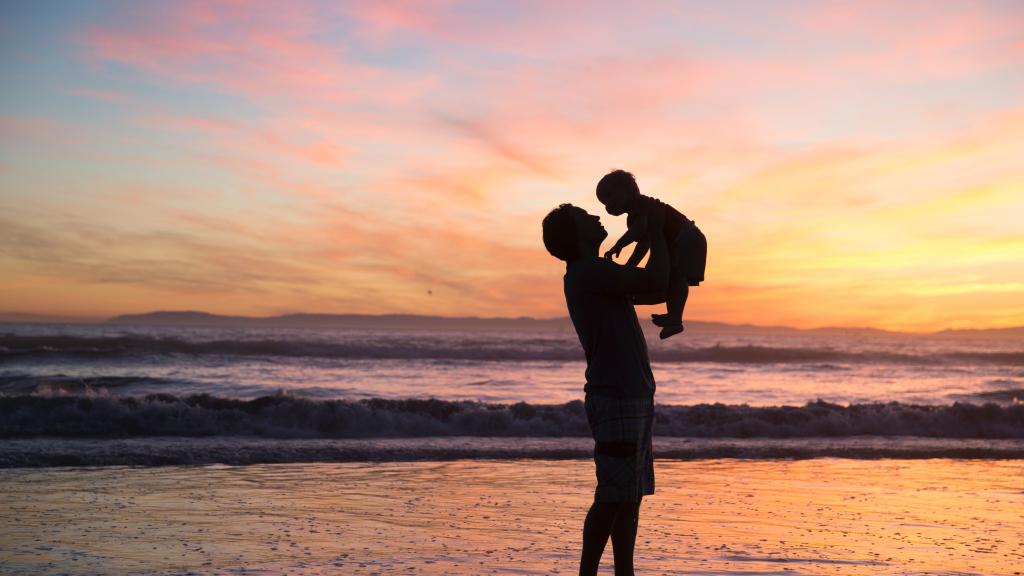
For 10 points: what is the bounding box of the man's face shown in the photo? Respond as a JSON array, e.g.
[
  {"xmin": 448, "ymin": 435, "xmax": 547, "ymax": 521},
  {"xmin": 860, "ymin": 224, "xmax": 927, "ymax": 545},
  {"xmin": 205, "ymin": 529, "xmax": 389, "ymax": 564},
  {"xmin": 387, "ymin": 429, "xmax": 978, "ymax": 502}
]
[{"xmin": 572, "ymin": 207, "xmax": 607, "ymax": 249}]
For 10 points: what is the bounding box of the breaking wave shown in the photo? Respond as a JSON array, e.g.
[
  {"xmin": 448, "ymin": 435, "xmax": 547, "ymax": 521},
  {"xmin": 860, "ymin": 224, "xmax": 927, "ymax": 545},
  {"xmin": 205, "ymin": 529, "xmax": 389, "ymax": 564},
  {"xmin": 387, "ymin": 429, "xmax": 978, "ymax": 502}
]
[
  {"xmin": 2, "ymin": 394, "xmax": 1022, "ymax": 440},
  {"xmin": 2, "ymin": 334, "xmax": 1021, "ymax": 365}
]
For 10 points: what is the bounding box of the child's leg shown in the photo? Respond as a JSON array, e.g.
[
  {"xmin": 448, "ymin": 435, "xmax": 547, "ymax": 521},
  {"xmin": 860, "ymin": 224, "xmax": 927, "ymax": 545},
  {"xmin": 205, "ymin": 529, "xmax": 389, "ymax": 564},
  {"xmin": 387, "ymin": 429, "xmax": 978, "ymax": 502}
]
[
  {"xmin": 652, "ymin": 267, "xmax": 686, "ymax": 324},
  {"xmin": 666, "ymin": 280, "xmax": 687, "ymax": 323},
  {"xmin": 653, "ymin": 269, "xmax": 687, "ymax": 339}
]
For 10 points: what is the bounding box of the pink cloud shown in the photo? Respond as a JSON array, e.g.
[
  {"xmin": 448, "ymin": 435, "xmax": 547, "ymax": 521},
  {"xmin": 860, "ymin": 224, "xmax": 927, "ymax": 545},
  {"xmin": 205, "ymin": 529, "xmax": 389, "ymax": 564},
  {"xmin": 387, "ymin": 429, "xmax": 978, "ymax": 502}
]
[
  {"xmin": 72, "ymin": 87, "xmax": 128, "ymax": 102},
  {"xmin": 0, "ymin": 115, "xmax": 91, "ymax": 147},
  {"xmin": 76, "ymin": 0, "xmax": 1022, "ymax": 178},
  {"xmin": 794, "ymin": 1, "xmax": 1023, "ymax": 81},
  {"xmin": 0, "ymin": 116, "xmax": 63, "ymax": 139},
  {"xmin": 80, "ymin": 0, "xmax": 432, "ymax": 108},
  {"xmin": 138, "ymin": 112, "xmax": 351, "ymax": 169},
  {"xmin": 341, "ymin": 0, "xmax": 682, "ymax": 63}
]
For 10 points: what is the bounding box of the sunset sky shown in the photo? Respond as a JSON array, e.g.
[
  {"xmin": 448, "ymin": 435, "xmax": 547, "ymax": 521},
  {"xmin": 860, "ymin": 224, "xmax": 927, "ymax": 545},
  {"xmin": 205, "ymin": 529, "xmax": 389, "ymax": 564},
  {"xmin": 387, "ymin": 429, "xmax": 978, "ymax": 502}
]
[{"xmin": 1, "ymin": 1, "xmax": 1022, "ymax": 331}]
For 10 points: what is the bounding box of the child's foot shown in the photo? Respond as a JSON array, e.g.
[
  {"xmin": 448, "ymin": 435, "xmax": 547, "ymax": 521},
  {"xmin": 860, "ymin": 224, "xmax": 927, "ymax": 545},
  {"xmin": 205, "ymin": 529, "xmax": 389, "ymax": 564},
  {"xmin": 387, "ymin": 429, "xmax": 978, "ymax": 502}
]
[
  {"xmin": 651, "ymin": 313, "xmax": 674, "ymax": 327},
  {"xmin": 659, "ymin": 324, "xmax": 684, "ymax": 340}
]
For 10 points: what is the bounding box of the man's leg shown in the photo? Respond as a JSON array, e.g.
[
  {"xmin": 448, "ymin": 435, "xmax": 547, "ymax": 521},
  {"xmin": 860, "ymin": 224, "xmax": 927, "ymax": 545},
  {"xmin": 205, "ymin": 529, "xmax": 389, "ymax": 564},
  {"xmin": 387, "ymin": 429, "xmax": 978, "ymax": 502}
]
[
  {"xmin": 580, "ymin": 501, "xmax": 619, "ymax": 576},
  {"xmin": 610, "ymin": 500, "xmax": 641, "ymax": 576}
]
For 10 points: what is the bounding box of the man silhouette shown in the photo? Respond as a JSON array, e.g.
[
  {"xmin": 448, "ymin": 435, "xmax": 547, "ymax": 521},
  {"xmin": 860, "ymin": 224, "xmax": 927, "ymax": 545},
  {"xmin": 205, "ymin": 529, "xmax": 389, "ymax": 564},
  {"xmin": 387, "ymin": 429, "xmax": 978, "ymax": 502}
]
[{"xmin": 542, "ymin": 203, "xmax": 669, "ymax": 576}]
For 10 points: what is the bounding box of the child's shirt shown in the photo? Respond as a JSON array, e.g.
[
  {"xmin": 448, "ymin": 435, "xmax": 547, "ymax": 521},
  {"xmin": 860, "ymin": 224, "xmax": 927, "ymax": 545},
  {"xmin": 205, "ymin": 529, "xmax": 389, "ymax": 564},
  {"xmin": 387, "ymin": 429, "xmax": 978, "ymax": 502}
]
[{"xmin": 626, "ymin": 194, "xmax": 689, "ymax": 244}]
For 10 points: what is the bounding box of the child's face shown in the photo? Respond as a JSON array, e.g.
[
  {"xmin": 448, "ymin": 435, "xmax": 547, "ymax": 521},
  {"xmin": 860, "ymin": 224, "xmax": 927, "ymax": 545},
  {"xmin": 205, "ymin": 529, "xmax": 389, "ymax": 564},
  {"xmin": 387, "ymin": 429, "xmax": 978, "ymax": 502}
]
[{"xmin": 599, "ymin": 189, "xmax": 631, "ymax": 216}]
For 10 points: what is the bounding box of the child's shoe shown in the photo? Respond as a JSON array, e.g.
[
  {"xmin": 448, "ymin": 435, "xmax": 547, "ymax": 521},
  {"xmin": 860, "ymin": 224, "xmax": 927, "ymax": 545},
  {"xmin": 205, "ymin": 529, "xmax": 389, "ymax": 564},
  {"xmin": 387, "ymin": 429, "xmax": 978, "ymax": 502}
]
[
  {"xmin": 658, "ymin": 324, "xmax": 684, "ymax": 340},
  {"xmin": 651, "ymin": 313, "xmax": 674, "ymax": 327}
]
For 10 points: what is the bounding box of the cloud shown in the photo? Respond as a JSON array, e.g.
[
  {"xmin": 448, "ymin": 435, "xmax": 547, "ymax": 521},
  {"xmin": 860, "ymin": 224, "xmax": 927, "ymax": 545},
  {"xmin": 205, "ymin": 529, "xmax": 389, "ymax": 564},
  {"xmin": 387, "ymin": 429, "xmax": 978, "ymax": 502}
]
[
  {"xmin": 0, "ymin": 115, "xmax": 87, "ymax": 143},
  {"xmin": 2, "ymin": 1, "xmax": 1021, "ymax": 327},
  {"xmin": 436, "ymin": 114, "xmax": 563, "ymax": 179},
  {"xmin": 138, "ymin": 112, "xmax": 351, "ymax": 168},
  {"xmin": 0, "ymin": 215, "xmax": 322, "ymax": 294},
  {"xmin": 793, "ymin": 0, "xmax": 1023, "ymax": 80},
  {"xmin": 72, "ymin": 87, "xmax": 128, "ymax": 102},
  {"xmin": 79, "ymin": 0, "xmax": 434, "ymax": 108}
]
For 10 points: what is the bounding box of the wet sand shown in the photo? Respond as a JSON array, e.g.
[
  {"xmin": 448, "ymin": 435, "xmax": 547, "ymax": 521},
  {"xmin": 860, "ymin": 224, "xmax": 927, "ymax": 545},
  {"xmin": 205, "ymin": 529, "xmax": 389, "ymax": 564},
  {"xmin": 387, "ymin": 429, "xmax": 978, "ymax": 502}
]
[{"xmin": 1, "ymin": 459, "xmax": 1022, "ymax": 574}]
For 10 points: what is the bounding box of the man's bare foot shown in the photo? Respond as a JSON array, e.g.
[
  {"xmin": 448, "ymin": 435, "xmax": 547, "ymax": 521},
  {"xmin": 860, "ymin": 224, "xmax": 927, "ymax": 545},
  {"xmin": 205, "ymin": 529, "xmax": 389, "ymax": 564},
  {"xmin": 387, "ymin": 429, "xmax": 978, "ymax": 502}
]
[
  {"xmin": 651, "ymin": 313, "xmax": 674, "ymax": 327},
  {"xmin": 659, "ymin": 324, "xmax": 684, "ymax": 339}
]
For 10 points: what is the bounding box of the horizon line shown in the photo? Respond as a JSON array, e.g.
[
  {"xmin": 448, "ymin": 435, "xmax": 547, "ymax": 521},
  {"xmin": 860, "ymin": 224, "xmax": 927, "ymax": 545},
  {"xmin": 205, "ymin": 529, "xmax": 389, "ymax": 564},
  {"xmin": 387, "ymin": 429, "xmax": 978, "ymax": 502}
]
[{"xmin": 1, "ymin": 309, "xmax": 1022, "ymax": 335}]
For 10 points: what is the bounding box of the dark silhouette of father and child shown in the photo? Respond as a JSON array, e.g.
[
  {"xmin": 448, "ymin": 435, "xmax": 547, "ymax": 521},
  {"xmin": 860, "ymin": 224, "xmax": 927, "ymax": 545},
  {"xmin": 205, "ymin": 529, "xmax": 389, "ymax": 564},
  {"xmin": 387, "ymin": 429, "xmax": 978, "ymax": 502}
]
[{"xmin": 542, "ymin": 170, "xmax": 707, "ymax": 576}]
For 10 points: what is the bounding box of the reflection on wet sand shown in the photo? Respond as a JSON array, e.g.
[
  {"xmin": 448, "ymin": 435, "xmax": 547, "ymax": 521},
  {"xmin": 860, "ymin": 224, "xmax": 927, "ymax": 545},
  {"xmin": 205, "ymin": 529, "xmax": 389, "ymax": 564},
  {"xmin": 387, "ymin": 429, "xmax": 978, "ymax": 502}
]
[{"xmin": 2, "ymin": 459, "xmax": 1022, "ymax": 574}]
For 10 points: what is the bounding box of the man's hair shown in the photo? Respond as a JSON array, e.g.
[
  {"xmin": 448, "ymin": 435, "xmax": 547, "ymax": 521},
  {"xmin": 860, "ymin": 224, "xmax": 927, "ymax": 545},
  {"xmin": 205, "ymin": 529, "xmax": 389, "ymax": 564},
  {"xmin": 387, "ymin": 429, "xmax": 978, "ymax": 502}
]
[
  {"xmin": 596, "ymin": 169, "xmax": 639, "ymax": 201},
  {"xmin": 542, "ymin": 203, "xmax": 580, "ymax": 262}
]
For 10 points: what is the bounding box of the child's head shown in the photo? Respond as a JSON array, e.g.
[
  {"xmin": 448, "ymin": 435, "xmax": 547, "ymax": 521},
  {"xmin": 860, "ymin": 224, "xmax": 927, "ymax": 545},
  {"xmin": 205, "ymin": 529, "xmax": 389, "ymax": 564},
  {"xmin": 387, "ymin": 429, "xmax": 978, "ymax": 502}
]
[{"xmin": 596, "ymin": 170, "xmax": 639, "ymax": 216}]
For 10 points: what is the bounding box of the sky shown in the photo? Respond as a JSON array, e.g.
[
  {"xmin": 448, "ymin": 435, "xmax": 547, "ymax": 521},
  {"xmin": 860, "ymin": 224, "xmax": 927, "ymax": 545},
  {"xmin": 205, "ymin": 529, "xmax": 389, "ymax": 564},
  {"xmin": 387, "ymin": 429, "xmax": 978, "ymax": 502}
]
[{"xmin": 1, "ymin": 0, "xmax": 1022, "ymax": 331}]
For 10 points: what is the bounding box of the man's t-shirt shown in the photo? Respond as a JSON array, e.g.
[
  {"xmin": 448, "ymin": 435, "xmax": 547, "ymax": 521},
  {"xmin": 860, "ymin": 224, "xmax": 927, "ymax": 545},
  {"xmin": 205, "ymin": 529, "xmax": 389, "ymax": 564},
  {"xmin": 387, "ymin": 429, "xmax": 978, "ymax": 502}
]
[{"xmin": 564, "ymin": 257, "xmax": 656, "ymax": 398}]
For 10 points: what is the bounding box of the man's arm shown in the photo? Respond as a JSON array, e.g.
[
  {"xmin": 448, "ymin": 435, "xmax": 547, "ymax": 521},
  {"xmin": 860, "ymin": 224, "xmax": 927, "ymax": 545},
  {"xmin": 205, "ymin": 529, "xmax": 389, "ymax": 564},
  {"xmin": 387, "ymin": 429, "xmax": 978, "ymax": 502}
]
[
  {"xmin": 638, "ymin": 204, "xmax": 669, "ymax": 291},
  {"xmin": 630, "ymin": 291, "xmax": 667, "ymax": 305},
  {"xmin": 595, "ymin": 204, "xmax": 669, "ymax": 295}
]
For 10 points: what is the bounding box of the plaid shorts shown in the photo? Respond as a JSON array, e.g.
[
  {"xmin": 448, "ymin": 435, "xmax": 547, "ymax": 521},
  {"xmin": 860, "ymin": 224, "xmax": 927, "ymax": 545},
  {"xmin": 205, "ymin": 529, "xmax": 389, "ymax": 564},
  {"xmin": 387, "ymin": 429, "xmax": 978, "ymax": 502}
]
[{"xmin": 585, "ymin": 394, "xmax": 655, "ymax": 503}]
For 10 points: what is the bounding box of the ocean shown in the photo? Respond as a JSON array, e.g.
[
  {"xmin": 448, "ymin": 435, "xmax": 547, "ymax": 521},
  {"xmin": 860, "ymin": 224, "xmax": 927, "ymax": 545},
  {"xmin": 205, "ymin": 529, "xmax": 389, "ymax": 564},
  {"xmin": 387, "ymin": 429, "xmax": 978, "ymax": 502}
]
[
  {"xmin": 3, "ymin": 320, "xmax": 1024, "ymax": 575},
  {"xmin": 2, "ymin": 320, "xmax": 1022, "ymax": 466}
]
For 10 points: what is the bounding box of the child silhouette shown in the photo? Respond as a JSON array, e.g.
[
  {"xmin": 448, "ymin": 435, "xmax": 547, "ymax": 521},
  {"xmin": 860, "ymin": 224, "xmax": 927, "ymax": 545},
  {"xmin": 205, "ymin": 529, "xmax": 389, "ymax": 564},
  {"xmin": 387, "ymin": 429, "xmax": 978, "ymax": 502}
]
[{"xmin": 597, "ymin": 170, "xmax": 707, "ymax": 339}]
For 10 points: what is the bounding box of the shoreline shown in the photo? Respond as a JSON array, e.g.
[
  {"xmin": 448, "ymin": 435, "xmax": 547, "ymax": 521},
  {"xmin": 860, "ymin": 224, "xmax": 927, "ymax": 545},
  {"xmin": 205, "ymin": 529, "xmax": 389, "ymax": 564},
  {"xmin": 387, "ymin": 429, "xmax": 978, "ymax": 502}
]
[{"xmin": 2, "ymin": 436, "xmax": 1024, "ymax": 468}]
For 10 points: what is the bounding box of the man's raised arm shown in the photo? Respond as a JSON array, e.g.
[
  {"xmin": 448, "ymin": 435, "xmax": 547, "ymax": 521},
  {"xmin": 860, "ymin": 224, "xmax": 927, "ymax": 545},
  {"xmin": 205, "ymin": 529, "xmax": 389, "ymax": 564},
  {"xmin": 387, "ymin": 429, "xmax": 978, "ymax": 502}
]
[
  {"xmin": 599, "ymin": 203, "xmax": 669, "ymax": 296},
  {"xmin": 639, "ymin": 203, "xmax": 670, "ymax": 292}
]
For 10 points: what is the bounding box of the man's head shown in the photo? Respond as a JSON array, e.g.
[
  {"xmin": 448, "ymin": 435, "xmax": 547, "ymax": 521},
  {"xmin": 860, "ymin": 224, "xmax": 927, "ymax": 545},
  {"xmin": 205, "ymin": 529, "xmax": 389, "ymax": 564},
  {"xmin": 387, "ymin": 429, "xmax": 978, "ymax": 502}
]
[
  {"xmin": 542, "ymin": 203, "xmax": 607, "ymax": 262},
  {"xmin": 596, "ymin": 169, "xmax": 640, "ymax": 216}
]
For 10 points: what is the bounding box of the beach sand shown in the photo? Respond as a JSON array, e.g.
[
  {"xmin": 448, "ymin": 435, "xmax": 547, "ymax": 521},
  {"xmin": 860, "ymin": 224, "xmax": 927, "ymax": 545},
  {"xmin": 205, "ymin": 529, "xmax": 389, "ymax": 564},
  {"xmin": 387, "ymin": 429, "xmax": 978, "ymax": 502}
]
[{"xmin": 1, "ymin": 459, "xmax": 1022, "ymax": 575}]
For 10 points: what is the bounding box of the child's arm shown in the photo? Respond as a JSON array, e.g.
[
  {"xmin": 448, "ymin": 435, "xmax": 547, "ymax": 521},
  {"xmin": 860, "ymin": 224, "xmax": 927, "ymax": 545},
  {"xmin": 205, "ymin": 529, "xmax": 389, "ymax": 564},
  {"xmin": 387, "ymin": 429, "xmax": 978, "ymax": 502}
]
[
  {"xmin": 603, "ymin": 229, "xmax": 641, "ymax": 260},
  {"xmin": 603, "ymin": 207, "xmax": 649, "ymax": 260},
  {"xmin": 624, "ymin": 240, "xmax": 649, "ymax": 267},
  {"xmin": 594, "ymin": 203, "xmax": 669, "ymax": 297}
]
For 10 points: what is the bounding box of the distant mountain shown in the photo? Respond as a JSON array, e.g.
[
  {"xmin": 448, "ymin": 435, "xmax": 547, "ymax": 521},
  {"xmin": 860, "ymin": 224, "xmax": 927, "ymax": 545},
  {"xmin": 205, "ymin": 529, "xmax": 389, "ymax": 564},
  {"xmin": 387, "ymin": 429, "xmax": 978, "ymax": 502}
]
[
  {"xmin": 106, "ymin": 310, "xmax": 752, "ymax": 333},
  {"xmin": 0, "ymin": 312, "xmax": 103, "ymax": 324},
  {"xmin": 932, "ymin": 326, "xmax": 1024, "ymax": 339},
  {"xmin": 101, "ymin": 310, "xmax": 1024, "ymax": 338},
  {"xmin": 106, "ymin": 310, "xmax": 574, "ymax": 331}
]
